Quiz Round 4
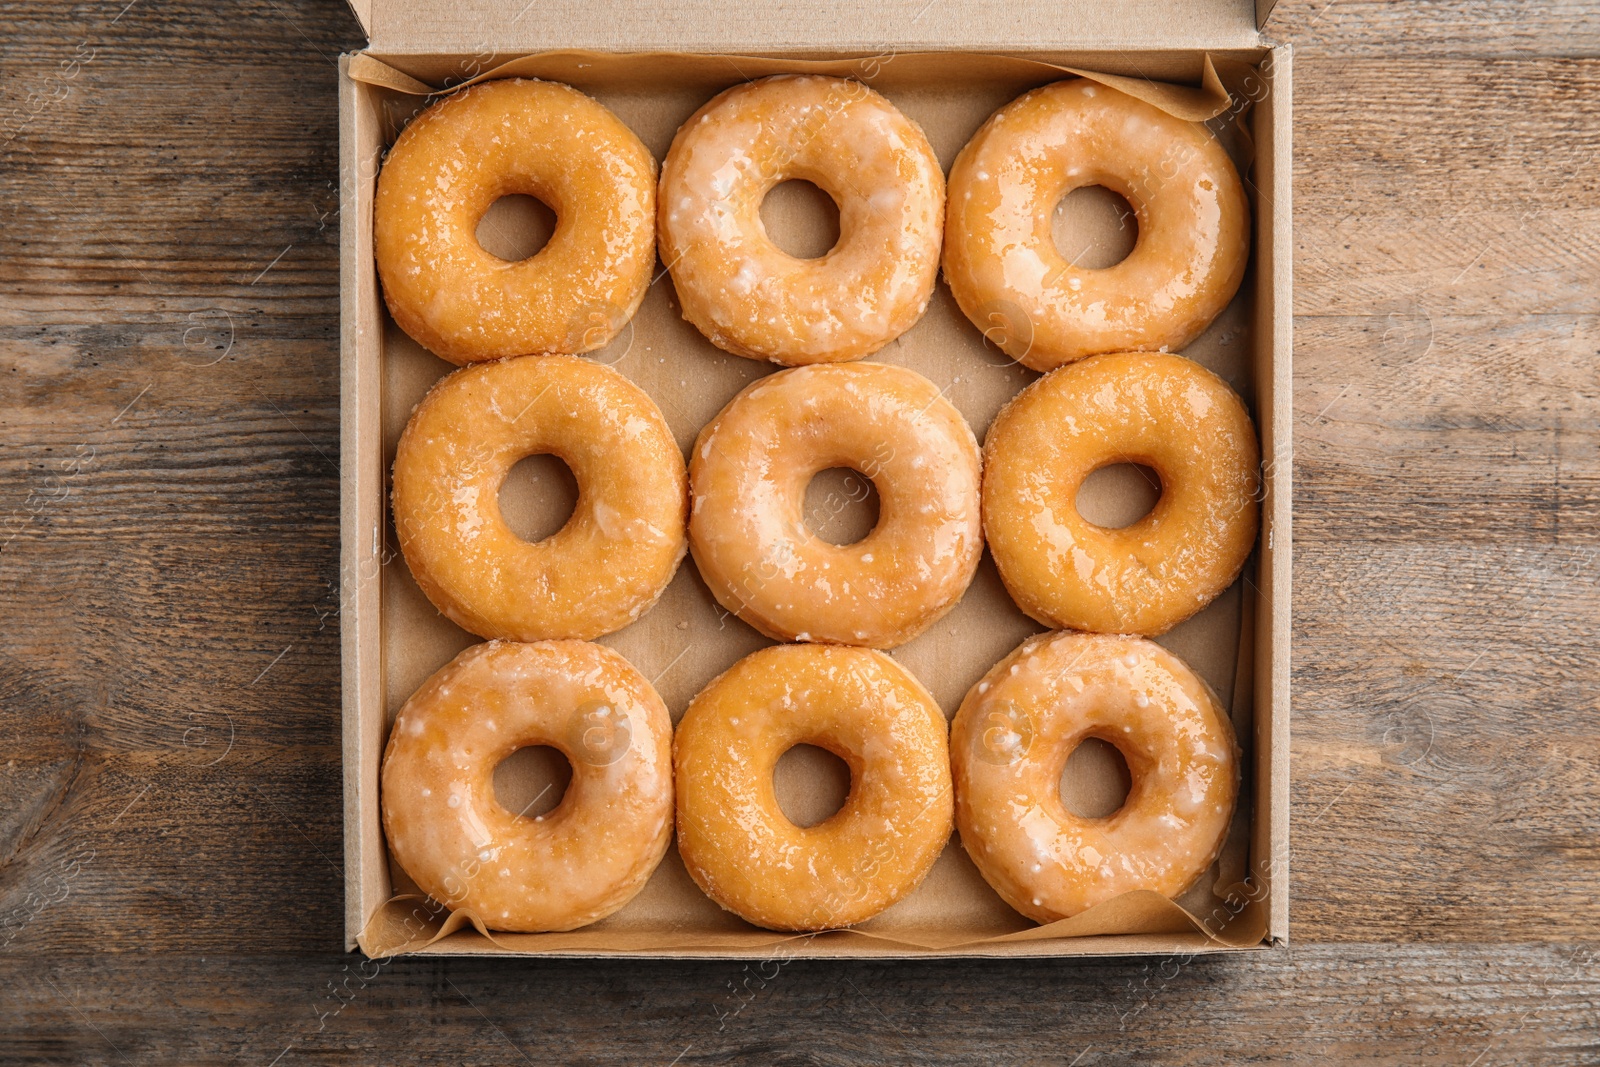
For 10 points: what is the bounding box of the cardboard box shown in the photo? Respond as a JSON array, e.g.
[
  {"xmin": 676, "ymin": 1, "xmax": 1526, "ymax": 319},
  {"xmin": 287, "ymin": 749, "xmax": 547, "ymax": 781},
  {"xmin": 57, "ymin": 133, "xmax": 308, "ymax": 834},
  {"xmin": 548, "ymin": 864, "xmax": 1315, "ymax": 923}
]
[{"xmin": 338, "ymin": 0, "xmax": 1292, "ymax": 959}]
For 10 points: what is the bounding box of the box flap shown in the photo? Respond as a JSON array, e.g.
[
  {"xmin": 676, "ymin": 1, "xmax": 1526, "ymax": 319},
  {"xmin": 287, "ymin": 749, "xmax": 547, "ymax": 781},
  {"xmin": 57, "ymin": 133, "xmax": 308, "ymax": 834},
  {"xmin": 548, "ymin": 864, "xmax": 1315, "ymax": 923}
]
[
  {"xmin": 346, "ymin": 0, "xmax": 375, "ymax": 37},
  {"xmin": 343, "ymin": 0, "xmax": 1262, "ymax": 56}
]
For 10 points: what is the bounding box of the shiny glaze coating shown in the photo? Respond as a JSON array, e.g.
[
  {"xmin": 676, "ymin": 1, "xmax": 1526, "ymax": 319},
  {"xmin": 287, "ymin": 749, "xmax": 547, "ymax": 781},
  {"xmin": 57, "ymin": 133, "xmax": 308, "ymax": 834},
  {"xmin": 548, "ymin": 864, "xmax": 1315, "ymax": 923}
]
[
  {"xmin": 951, "ymin": 632, "xmax": 1238, "ymax": 923},
  {"xmin": 374, "ymin": 78, "xmax": 656, "ymax": 364},
  {"xmin": 944, "ymin": 79, "xmax": 1250, "ymax": 372},
  {"xmin": 381, "ymin": 640, "xmax": 675, "ymax": 932},
  {"xmin": 659, "ymin": 75, "xmax": 945, "ymax": 365},
  {"xmin": 982, "ymin": 351, "xmax": 1258, "ymax": 636},
  {"xmin": 689, "ymin": 362, "xmax": 983, "ymax": 648},
  {"xmin": 675, "ymin": 644, "xmax": 953, "ymax": 931},
  {"xmin": 391, "ymin": 355, "xmax": 687, "ymax": 642}
]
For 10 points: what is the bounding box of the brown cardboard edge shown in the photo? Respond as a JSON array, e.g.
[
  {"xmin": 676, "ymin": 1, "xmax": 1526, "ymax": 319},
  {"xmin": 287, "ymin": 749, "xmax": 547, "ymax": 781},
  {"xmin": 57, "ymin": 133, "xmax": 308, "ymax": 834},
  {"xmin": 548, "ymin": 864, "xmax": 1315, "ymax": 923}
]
[
  {"xmin": 350, "ymin": 4, "xmax": 1262, "ymax": 58},
  {"xmin": 1256, "ymin": 43, "xmax": 1292, "ymax": 945},
  {"xmin": 356, "ymin": 884, "xmax": 1268, "ymax": 958},
  {"xmin": 400, "ymin": 930, "xmax": 1261, "ymax": 960},
  {"xmin": 1256, "ymin": 0, "xmax": 1279, "ymax": 26},
  {"xmin": 337, "ymin": 48, "xmax": 1293, "ymax": 959},
  {"xmin": 356, "ymin": 48, "xmax": 1272, "ymax": 101},
  {"xmin": 344, "ymin": 0, "xmax": 374, "ymax": 40},
  {"xmin": 339, "ymin": 54, "xmax": 390, "ymax": 952},
  {"xmin": 378, "ymin": 50, "xmax": 1246, "ymax": 122},
  {"xmin": 1269, "ymin": 42, "xmax": 1293, "ymax": 945}
]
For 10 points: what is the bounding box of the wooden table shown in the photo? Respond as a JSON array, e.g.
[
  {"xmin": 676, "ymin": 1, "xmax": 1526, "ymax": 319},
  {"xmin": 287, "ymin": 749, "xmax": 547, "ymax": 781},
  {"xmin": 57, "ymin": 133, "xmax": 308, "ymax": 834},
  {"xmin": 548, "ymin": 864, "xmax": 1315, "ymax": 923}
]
[{"xmin": 3, "ymin": 1, "xmax": 1596, "ymax": 1061}]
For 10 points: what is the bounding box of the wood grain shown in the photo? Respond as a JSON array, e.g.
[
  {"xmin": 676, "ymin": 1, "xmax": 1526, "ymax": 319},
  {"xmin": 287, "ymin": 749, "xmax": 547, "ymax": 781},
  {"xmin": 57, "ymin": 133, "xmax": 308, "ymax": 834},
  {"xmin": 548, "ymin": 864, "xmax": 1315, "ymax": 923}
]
[
  {"xmin": 1267, "ymin": 0, "xmax": 1600, "ymax": 58},
  {"xmin": 2, "ymin": 0, "xmax": 1598, "ymax": 1060},
  {"xmin": 5, "ymin": 944, "xmax": 1600, "ymax": 1065}
]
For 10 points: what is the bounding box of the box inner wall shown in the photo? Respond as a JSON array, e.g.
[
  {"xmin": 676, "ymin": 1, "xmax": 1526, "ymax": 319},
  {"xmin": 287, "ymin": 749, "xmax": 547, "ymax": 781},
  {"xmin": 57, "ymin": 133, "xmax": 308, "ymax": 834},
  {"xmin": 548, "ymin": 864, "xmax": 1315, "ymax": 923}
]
[{"xmin": 353, "ymin": 50, "xmax": 1277, "ymax": 954}]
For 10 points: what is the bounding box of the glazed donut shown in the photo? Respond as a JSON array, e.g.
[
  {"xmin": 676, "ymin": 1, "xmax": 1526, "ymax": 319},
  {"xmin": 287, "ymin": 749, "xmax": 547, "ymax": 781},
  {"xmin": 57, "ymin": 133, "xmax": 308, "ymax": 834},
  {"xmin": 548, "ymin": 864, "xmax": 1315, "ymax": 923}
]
[
  {"xmin": 944, "ymin": 78, "xmax": 1250, "ymax": 372},
  {"xmin": 659, "ymin": 75, "xmax": 945, "ymax": 365},
  {"xmin": 374, "ymin": 78, "xmax": 656, "ymax": 364},
  {"xmin": 983, "ymin": 351, "xmax": 1258, "ymax": 636},
  {"xmin": 689, "ymin": 362, "xmax": 982, "ymax": 648},
  {"xmin": 951, "ymin": 631, "xmax": 1238, "ymax": 923},
  {"xmin": 675, "ymin": 643, "xmax": 953, "ymax": 931},
  {"xmin": 381, "ymin": 640, "xmax": 674, "ymax": 932},
  {"xmin": 392, "ymin": 354, "xmax": 687, "ymax": 642}
]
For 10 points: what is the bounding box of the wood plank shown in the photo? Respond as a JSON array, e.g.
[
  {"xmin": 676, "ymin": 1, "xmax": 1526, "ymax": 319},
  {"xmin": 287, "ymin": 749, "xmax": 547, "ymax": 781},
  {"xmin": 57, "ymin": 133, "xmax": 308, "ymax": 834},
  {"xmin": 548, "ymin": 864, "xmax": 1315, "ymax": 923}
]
[
  {"xmin": 3, "ymin": 946, "xmax": 1598, "ymax": 1065},
  {"xmin": 1269, "ymin": 0, "xmax": 1600, "ymax": 58},
  {"xmin": 1293, "ymin": 57, "xmax": 1600, "ymax": 319},
  {"xmin": 3, "ymin": 0, "xmax": 1600, "ymax": 1059}
]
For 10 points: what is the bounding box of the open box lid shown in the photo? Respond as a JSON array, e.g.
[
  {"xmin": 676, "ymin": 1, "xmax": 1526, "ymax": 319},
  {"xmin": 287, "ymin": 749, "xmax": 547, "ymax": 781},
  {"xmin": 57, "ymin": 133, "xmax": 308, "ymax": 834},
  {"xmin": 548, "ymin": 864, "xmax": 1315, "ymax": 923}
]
[{"xmin": 344, "ymin": 0, "xmax": 1275, "ymax": 57}]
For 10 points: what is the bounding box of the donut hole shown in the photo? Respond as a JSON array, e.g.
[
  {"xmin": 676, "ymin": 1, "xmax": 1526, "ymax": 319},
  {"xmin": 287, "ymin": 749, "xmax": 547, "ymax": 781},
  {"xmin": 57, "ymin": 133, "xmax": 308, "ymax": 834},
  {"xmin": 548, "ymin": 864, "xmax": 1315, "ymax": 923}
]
[
  {"xmin": 803, "ymin": 467, "xmax": 881, "ymax": 546},
  {"xmin": 498, "ymin": 453, "xmax": 579, "ymax": 543},
  {"xmin": 760, "ymin": 179, "xmax": 842, "ymax": 260},
  {"xmin": 1059, "ymin": 737, "xmax": 1133, "ymax": 820},
  {"xmin": 773, "ymin": 743, "xmax": 853, "ymax": 828},
  {"xmin": 476, "ymin": 193, "xmax": 557, "ymax": 262},
  {"xmin": 1076, "ymin": 463, "xmax": 1162, "ymax": 529},
  {"xmin": 493, "ymin": 744, "xmax": 573, "ymax": 820},
  {"xmin": 1053, "ymin": 185, "xmax": 1139, "ymax": 270}
]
